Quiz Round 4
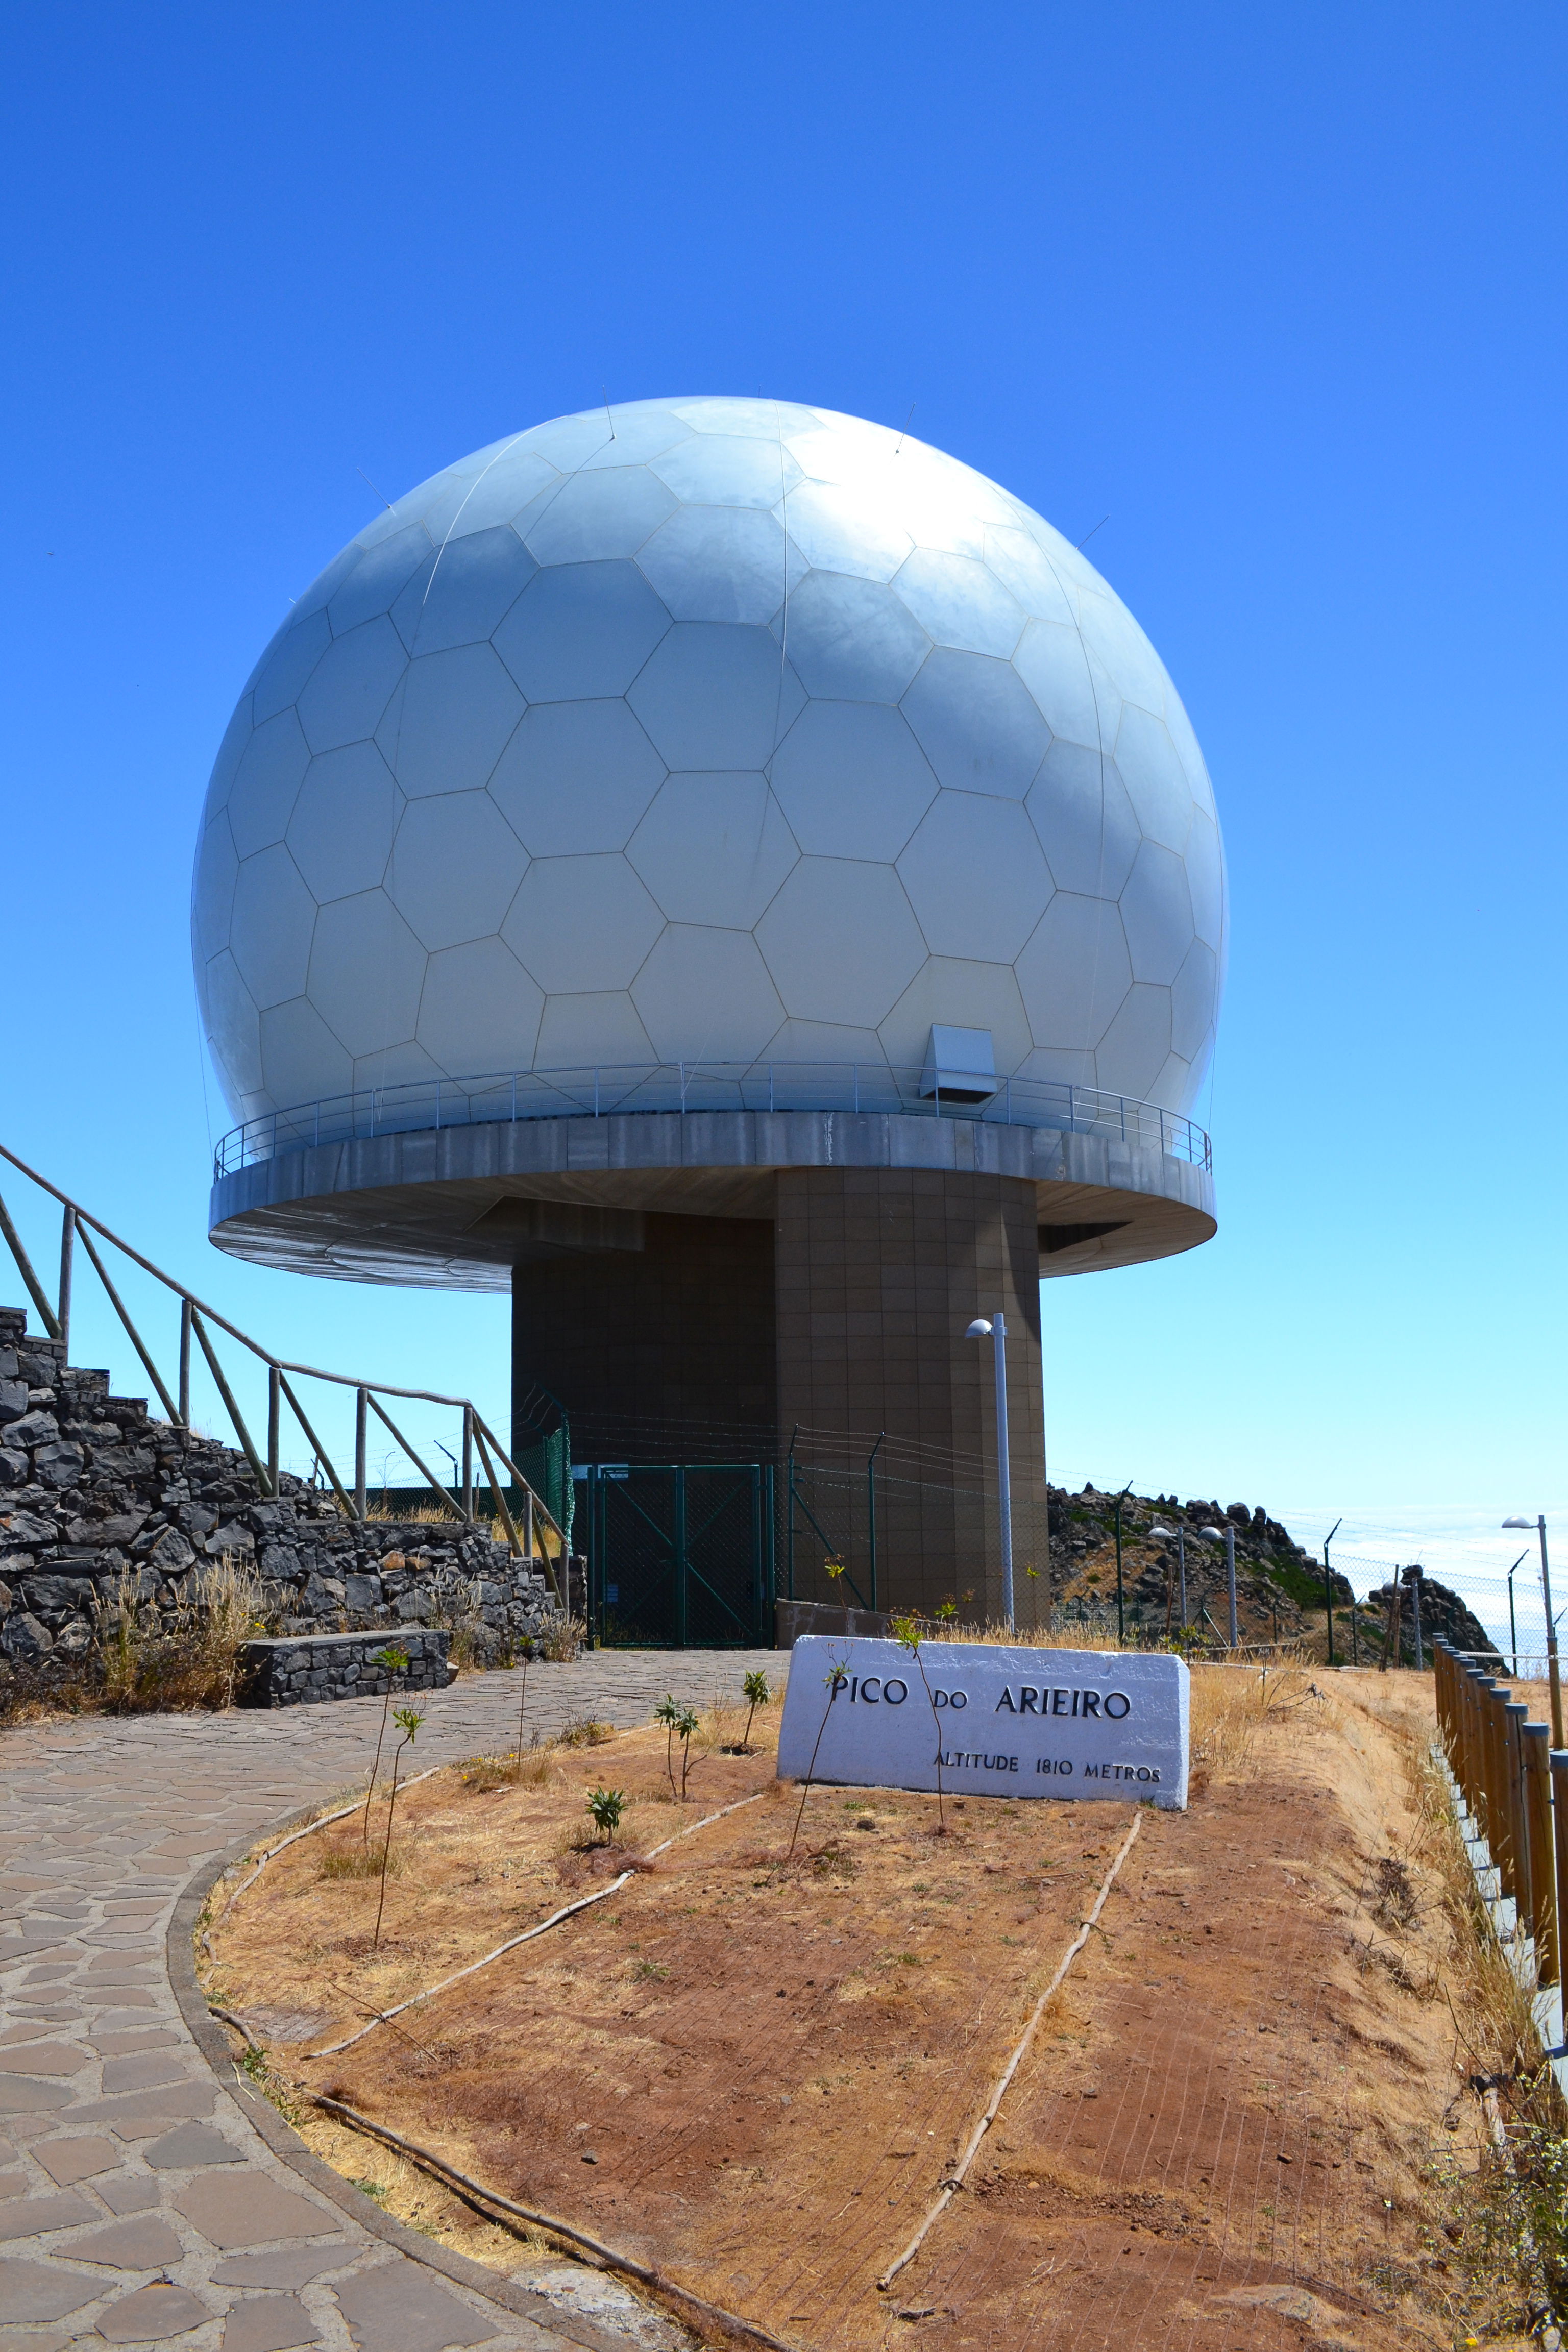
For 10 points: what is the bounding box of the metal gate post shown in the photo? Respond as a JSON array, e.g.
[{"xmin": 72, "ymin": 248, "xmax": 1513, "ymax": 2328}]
[
  {"xmin": 787, "ymin": 1448, "xmax": 796, "ymax": 1601},
  {"xmin": 674, "ymin": 1467, "xmax": 688, "ymax": 1645},
  {"xmin": 764, "ymin": 1461, "xmax": 777, "ymax": 1631},
  {"xmin": 354, "ymin": 1387, "xmax": 368, "ymax": 1517},
  {"xmin": 751, "ymin": 1466, "xmax": 764, "ymax": 1645}
]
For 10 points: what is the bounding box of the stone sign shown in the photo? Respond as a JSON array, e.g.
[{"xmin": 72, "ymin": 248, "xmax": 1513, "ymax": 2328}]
[{"xmin": 776, "ymin": 1635, "xmax": 1189, "ymax": 1810}]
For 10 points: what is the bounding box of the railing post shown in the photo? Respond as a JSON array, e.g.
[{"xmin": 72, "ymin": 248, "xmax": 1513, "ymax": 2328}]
[
  {"xmin": 1506, "ymin": 1700, "xmax": 1533, "ymax": 1937},
  {"xmin": 462, "ymin": 1403, "xmax": 474, "ymax": 1523},
  {"xmin": 1525, "ymin": 1722, "xmax": 1557, "ymax": 1985},
  {"xmin": 57, "ymin": 1205, "xmax": 75, "ymax": 1356},
  {"xmin": 267, "ymin": 1365, "xmax": 281, "ymax": 1495},
  {"xmin": 355, "ymin": 1386, "xmax": 368, "ymax": 1517},
  {"xmin": 179, "ymin": 1300, "xmax": 192, "ymax": 1426}
]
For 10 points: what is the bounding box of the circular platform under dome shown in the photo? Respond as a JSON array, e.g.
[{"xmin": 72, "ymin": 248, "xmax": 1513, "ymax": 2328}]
[{"xmin": 192, "ymin": 397, "xmax": 1226, "ymax": 1135}]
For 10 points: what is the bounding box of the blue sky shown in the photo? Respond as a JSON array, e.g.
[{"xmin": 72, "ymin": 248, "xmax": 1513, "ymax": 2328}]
[{"xmin": 1, "ymin": 4, "xmax": 1563, "ymax": 1576}]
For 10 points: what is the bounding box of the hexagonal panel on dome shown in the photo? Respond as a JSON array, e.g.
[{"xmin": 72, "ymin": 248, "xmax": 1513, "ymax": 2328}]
[
  {"xmin": 1014, "ymin": 893, "xmax": 1133, "ymax": 1050},
  {"xmin": 627, "ymin": 774, "xmax": 797, "ymax": 927},
  {"xmin": 756, "ymin": 860, "xmax": 925, "ymax": 1028},
  {"xmin": 329, "ymin": 525, "xmax": 435, "ymax": 639},
  {"xmin": 227, "ymin": 710, "xmax": 311, "ymax": 860},
  {"xmin": 416, "ymin": 936, "xmax": 543, "ymax": 1075},
  {"xmin": 231, "ymin": 845, "xmax": 316, "ymax": 1011},
  {"xmin": 776, "ymin": 572, "xmax": 932, "ymax": 705},
  {"xmin": 769, "ymin": 702, "xmax": 937, "ymax": 862},
  {"xmin": 493, "ymin": 560, "xmax": 672, "ymax": 701},
  {"xmin": 489, "ymin": 698, "xmax": 666, "ymax": 856},
  {"xmin": 519, "ymin": 465, "xmax": 678, "ymax": 566},
  {"xmin": 651, "ymin": 434, "xmax": 800, "ymax": 509},
  {"xmin": 636, "ymin": 506, "xmax": 797, "ymax": 627},
  {"xmin": 897, "ymin": 791, "xmax": 1051, "ymax": 962},
  {"xmin": 1119, "ymin": 840, "xmax": 1196, "ymax": 986},
  {"xmin": 1026, "ymin": 741, "xmax": 1140, "ymax": 899},
  {"xmin": 781, "ymin": 480, "xmax": 913, "ymax": 583},
  {"xmin": 535, "ymin": 989, "xmax": 655, "ymax": 1069},
  {"xmin": 1115, "ymin": 704, "xmax": 1194, "ymax": 855},
  {"xmin": 1012, "ymin": 618, "xmax": 1100, "ymax": 748},
  {"xmin": 1171, "ymin": 939, "xmax": 1219, "ymax": 1064},
  {"xmin": 306, "ymin": 890, "xmax": 425, "ymax": 1057},
  {"xmin": 201, "ymin": 950, "xmax": 263, "ymax": 1100},
  {"xmin": 250, "ymin": 609, "xmax": 330, "ymax": 727},
  {"xmin": 893, "ymin": 549, "xmax": 1024, "ymax": 659},
  {"xmin": 901, "ymin": 649, "xmax": 1050, "ymax": 799},
  {"xmin": 628, "ymin": 622, "xmax": 804, "ymax": 770},
  {"xmin": 286, "ymin": 743, "xmax": 399, "ymax": 903},
  {"xmin": 1096, "ymin": 982, "xmax": 1174, "ymax": 1103},
  {"xmin": 258, "ymin": 996, "xmax": 354, "ymax": 1111},
  {"xmin": 504, "ymin": 855, "xmax": 664, "ymax": 994},
  {"xmin": 387, "ymin": 792, "xmax": 528, "ymax": 951},
  {"xmin": 296, "ymin": 618, "xmax": 407, "ymax": 754},
  {"xmin": 981, "ymin": 527, "xmax": 1074, "ymax": 627},
  {"xmin": 192, "ymin": 817, "xmax": 238, "ymax": 960},
  {"xmin": 631, "ymin": 925, "xmax": 787, "ymax": 1063},
  {"xmin": 385, "ymin": 643, "xmax": 525, "ymax": 798},
  {"xmin": 389, "ymin": 525, "xmax": 534, "ymax": 657}
]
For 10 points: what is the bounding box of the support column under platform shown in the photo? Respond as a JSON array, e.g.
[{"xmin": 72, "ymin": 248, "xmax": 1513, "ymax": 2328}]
[{"xmin": 774, "ymin": 1167, "xmax": 1047, "ymax": 1627}]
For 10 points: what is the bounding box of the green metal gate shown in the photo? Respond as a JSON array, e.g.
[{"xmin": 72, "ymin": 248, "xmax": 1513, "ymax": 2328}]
[{"xmin": 582, "ymin": 1462, "xmax": 775, "ymax": 1648}]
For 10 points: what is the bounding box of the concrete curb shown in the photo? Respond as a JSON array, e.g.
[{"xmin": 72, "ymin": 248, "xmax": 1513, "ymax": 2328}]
[{"xmin": 168, "ymin": 1794, "xmax": 633, "ymax": 2352}]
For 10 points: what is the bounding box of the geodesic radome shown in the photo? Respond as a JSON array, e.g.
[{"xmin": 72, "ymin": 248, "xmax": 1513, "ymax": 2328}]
[{"xmin": 191, "ymin": 397, "xmax": 1226, "ymax": 1128}]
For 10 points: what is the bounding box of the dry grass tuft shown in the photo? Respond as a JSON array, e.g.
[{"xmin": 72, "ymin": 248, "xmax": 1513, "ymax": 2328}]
[
  {"xmin": 97, "ymin": 1556, "xmax": 269, "ymax": 1713},
  {"xmin": 555, "ymin": 1714, "xmax": 614, "ymax": 1748}
]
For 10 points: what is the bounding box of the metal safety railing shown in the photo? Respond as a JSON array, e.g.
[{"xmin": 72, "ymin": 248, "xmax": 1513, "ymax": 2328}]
[
  {"xmin": 213, "ymin": 1061, "xmax": 1213, "ymax": 1180},
  {"xmin": 0, "ymin": 1140, "xmax": 566, "ymax": 1596}
]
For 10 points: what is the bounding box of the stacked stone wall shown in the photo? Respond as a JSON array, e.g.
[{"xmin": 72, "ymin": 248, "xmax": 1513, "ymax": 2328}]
[{"xmin": 0, "ymin": 1304, "xmax": 561, "ymax": 1683}]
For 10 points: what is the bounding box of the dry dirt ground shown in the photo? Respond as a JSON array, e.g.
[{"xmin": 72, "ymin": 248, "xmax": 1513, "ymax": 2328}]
[{"xmin": 205, "ymin": 1668, "xmax": 1498, "ymax": 2352}]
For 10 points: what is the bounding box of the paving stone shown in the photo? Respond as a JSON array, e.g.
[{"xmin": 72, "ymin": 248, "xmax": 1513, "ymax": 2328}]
[
  {"xmin": 0, "ymin": 2190, "xmax": 96, "ymax": 2239},
  {"xmin": 146, "ymin": 2120, "xmax": 248, "ymax": 2168},
  {"xmin": 101, "ymin": 2050, "xmax": 194, "ymax": 2094},
  {"xmin": 0, "ymin": 2252, "xmax": 106, "ymax": 2320},
  {"xmin": 0, "ymin": 2167, "xmax": 27, "ymax": 2199},
  {"xmin": 223, "ymin": 2291, "xmax": 323, "ymax": 2351},
  {"xmin": 90, "ymin": 2029, "xmax": 182, "ymax": 2055},
  {"xmin": 175, "ymin": 2170, "xmax": 342, "ymax": 2248},
  {"xmin": 78, "ymin": 2081, "xmax": 217, "ymax": 2129},
  {"xmin": 62, "ymin": 2213, "xmax": 185, "ymax": 2269},
  {"xmin": 0, "ymin": 2077, "xmax": 72, "ymax": 2114},
  {"xmin": 96, "ymin": 2280, "xmax": 213, "ymax": 2340},
  {"xmin": 0, "ymin": 2040, "xmax": 88, "ymax": 2075},
  {"xmin": 97, "ymin": 2173, "xmax": 164, "ymax": 2214},
  {"xmin": 33, "ymin": 2132, "xmax": 119, "ymax": 2184},
  {"xmin": 213, "ymin": 2247, "xmax": 364, "ymax": 2288},
  {"xmin": 0, "ymin": 2137, "xmax": 15, "ymax": 2164},
  {"xmin": 334, "ymin": 2257, "xmax": 501, "ymax": 2350}
]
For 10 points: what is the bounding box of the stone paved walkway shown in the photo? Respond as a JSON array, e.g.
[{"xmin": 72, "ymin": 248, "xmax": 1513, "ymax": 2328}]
[{"xmin": 0, "ymin": 1651, "xmax": 779, "ymax": 2352}]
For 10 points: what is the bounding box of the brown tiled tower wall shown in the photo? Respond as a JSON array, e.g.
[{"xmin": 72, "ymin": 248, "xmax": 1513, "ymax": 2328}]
[
  {"xmin": 510, "ymin": 1173, "xmax": 1047, "ymax": 1622},
  {"xmin": 774, "ymin": 1168, "xmax": 1047, "ymax": 1625},
  {"xmin": 511, "ymin": 1211, "xmax": 777, "ymax": 1463}
]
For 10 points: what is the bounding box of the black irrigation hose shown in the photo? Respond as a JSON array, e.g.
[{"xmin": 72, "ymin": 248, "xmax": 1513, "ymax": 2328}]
[{"xmin": 310, "ymin": 2094, "xmax": 799, "ymax": 2352}]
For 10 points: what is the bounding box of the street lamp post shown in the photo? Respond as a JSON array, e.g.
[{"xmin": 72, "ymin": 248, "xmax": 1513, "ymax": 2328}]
[
  {"xmin": 1200, "ymin": 1522, "xmax": 1238, "ymax": 1647},
  {"xmin": 1504, "ymin": 1516, "xmax": 1561, "ymax": 1744},
  {"xmin": 1505, "ymin": 1548, "xmax": 1528, "ymax": 1676},
  {"xmin": 1322, "ymin": 1517, "xmax": 1343, "ymax": 1665},
  {"xmin": 1148, "ymin": 1523, "xmax": 1186, "ymax": 1633},
  {"xmin": 966, "ymin": 1316, "xmax": 1014, "ymax": 1628}
]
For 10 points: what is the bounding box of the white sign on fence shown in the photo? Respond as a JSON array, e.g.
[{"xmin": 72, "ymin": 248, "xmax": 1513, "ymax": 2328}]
[{"xmin": 776, "ymin": 1636, "xmax": 1189, "ymax": 1810}]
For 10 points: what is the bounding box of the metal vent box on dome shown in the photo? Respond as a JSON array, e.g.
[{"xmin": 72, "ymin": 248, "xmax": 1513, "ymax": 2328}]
[{"xmin": 776, "ymin": 1637, "xmax": 1190, "ymax": 1808}]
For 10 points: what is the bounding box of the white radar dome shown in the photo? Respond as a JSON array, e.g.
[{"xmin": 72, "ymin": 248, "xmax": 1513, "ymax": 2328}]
[{"xmin": 192, "ymin": 398, "xmax": 1226, "ymax": 1126}]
